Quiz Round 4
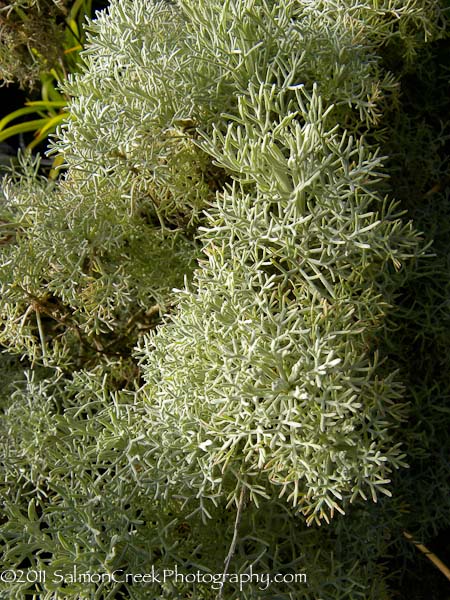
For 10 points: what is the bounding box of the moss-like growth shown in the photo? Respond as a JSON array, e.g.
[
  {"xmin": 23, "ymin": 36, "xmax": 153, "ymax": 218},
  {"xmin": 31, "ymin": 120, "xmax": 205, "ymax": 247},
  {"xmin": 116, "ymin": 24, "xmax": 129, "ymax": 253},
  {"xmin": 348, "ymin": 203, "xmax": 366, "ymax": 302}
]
[{"xmin": 0, "ymin": 0, "xmax": 71, "ymax": 89}]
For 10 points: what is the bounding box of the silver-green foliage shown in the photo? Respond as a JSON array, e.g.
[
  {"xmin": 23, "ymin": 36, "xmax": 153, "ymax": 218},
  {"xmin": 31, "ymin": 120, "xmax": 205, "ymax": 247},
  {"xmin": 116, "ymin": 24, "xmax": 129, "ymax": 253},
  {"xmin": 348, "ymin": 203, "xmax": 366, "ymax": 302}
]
[
  {"xmin": 0, "ymin": 0, "xmax": 448, "ymax": 598},
  {"xmin": 0, "ymin": 358, "xmax": 392, "ymax": 599},
  {"xmin": 54, "ymin": 0, "xmax": 445, "ymax": 198},
  {"xmin": 123, "ymin": 0, "xmax": 442, "ymax": 525},
  {"xmin": 135, "ymin": 82, "xmax": 422, "ymax": 525},
  {"xmin": 0, "ymin": 0, "xmax": 436, "ymax": 370},
  {"xmin": 0, "ymin": 156, "xmax": 197, "ymax": 368}
]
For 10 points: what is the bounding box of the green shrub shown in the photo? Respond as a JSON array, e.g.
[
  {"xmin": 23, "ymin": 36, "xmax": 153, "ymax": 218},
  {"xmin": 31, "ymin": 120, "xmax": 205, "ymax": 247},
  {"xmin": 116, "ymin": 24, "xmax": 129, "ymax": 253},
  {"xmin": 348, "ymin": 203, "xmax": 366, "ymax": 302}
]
[{"xmin": 1, "ymin": 1, "xmax": 449, "ymax": 598}]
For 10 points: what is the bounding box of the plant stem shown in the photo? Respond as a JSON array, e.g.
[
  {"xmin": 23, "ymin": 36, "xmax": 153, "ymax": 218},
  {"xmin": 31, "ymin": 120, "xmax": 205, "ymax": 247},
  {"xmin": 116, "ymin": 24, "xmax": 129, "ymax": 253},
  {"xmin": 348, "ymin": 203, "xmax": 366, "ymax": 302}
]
[
  {"xmin": 403, "ymin": 530, "xmax": 450, "ymax": 582},
  {"xmin": 218, "ymin": 486, "xmax": 247, "ymax": 600}
]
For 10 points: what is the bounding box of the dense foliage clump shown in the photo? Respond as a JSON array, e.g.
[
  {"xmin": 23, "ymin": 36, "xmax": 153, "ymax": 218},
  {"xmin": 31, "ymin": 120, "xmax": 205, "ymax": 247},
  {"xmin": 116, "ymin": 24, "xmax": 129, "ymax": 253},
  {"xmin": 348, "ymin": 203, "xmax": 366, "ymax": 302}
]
[{"xmin": 1, "ymin": 1, "xmax": 449, "ymax": 598}]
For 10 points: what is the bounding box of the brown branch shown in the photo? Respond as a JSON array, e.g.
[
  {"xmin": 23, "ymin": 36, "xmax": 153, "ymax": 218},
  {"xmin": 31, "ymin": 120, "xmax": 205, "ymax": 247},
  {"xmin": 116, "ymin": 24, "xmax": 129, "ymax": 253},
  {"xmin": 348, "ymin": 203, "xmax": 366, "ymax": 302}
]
[{"xmin": 403, "ymin": 530, "xmax": 450, "ymax": 582}]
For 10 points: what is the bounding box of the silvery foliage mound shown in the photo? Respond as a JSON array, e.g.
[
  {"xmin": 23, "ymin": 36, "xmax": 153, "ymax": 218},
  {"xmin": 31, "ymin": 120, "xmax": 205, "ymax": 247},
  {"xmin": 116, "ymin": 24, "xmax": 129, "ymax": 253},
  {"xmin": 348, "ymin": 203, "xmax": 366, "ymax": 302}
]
[
  {"xmin": 135, "ymin": 87, "xmax": 420, "ymax": 525},
  {"xmin": 0, "ymin": 0, "xmax": 448, "ymax": 598},
  {"xmin": 124, "ymin": 0, "xmax": 442, "ymax": 526}
]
